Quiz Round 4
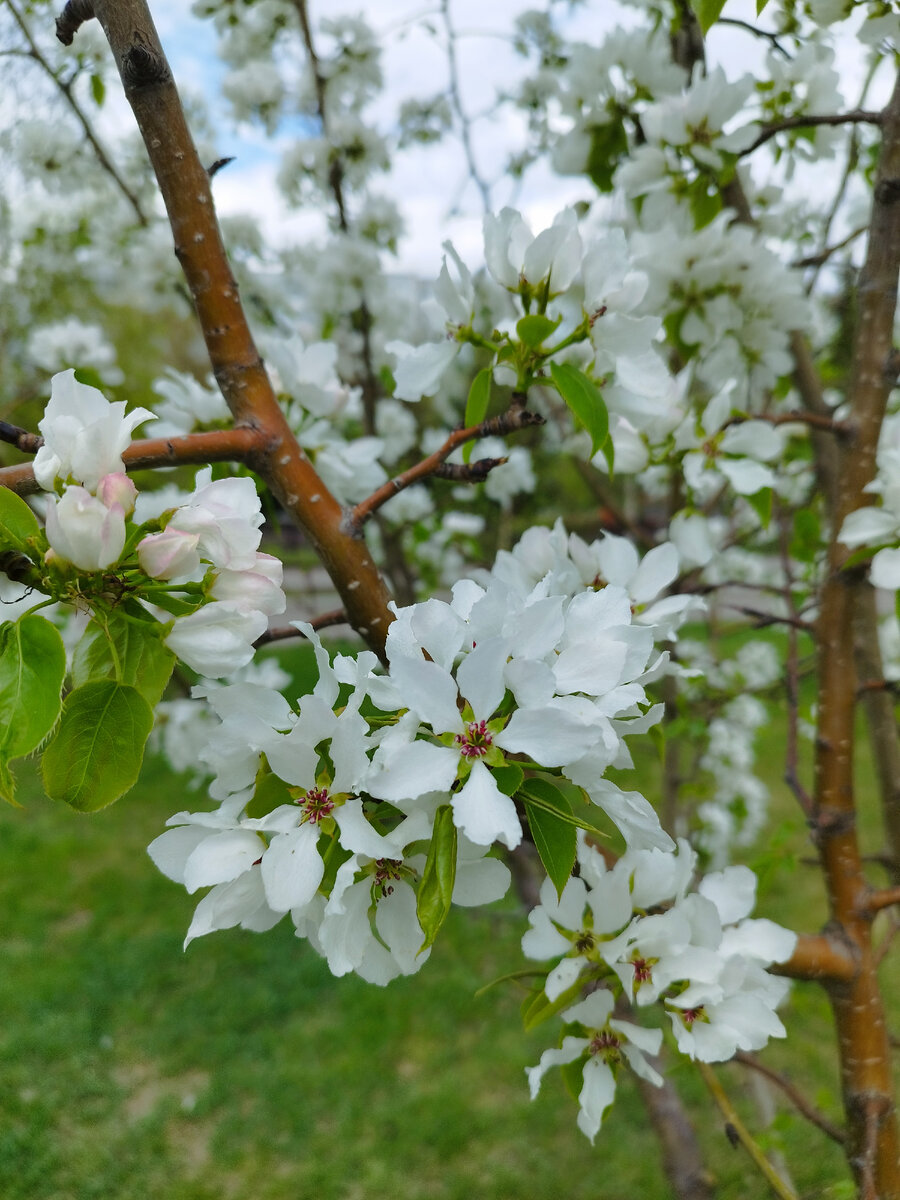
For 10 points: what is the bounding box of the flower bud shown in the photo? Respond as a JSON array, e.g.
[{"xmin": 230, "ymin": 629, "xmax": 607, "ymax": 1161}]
[
  {"xmin": 138, "ymin": 528, "xmax": 202, "ymax": 582},
  {"xmin": 96, "ymin": 472, "xmax": 138, "ymax": 516},
  {"xmin": 44, "ymin": 486, "xmax": 126, "ymax": 571}
]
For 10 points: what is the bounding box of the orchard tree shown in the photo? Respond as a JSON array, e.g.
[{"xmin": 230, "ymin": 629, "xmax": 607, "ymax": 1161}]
[{"xmin": 1, "ymin": 0, "xmax": 899, "ymax": 1195}]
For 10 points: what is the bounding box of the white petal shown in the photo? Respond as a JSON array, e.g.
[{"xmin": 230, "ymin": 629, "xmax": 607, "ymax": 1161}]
[
  {"xmin": 260, "ymin": 823, "xmax": 324, "ymax": 913},
  {"xmin": 183, "ymin": 829, "xmax": 265, "ymax": 893},
  {"xmin": 452, "ymin": 761, "xmax": 522, "ymax": 849}
]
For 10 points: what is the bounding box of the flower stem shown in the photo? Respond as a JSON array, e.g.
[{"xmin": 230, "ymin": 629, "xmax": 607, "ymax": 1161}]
[{"xmin": 697, "ymin": 1062, "xmax": 798, "ymax": 1200}]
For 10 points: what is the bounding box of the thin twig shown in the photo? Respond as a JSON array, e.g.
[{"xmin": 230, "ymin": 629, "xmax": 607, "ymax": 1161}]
[
  {"xmin": 440, "ymin": 0, "xmax": 491, "ymax": 213},
  {"xmin": 254, "ymin": 608, "xmax": 348, "ymax": 647},
  {"xmin": 865, "ymin": 885, "xmax": 900, "ymax": 915},
  {"xmin": 777, "ymin": 505, "xmax": 815, "ymax": 815},
  {"xmin": 792, "ymin": 224, "xmax": 868, "ymax": 270},
  {"xmin": 697, "ymin": 1063, "xmax": 799, "ymax": 1200},
  {"xmin": 734, "ymin": 1053, "xmax": 845, "ymax": 1144},
  {"xmin": 349, "ymin": 404, "xmax": 544, "ymax": 530},
  {"xmin": 717, "ymin": 16, "xmax": 791, "ymax": 58},
  {"xmin": 0, "ymin": 0, "xmax": 149, "ymax": 225},
  {"xmin": 739, "ymin": 110, "xmax": 883, "ymax": 157}
]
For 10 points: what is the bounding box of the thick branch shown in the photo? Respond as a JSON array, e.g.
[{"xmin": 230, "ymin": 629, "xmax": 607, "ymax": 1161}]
[
  {"xmin": 80, "ymin": 0, "xmax": 395, "ymax": 657},
  {"xmin": 772, "ymin": 932, "xmax": 857, "ymax": 983},
  {"xmin": 740, "ymin": 111, "xmax": 883, "ymax": 158},
  {"xmin": 811, "ymin": 68, "xmax": 900, "ymax": 1194},
  {"xmin": 349, "ymin": 405, "xmax": 544, "ymax": 530}
]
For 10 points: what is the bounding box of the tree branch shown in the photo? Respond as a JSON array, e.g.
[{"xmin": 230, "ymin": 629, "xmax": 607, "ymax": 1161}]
[
  {"xmin": 717, "ymin": 16, "xmax": 791, "ymax": 58},
  {"xmin": 0, "ymin": 426, "xmax": 267, "ymax": 495},
  {"xmin": 771, "ymin": 933, "xmax": 857, "ymax": 983},
  {"xmin": 722, "ymin": 410, "xmax": 849, "ymax": 434},
  {"xmin": 740, "ymin": 111, "xmax": 883, "ymax": 158},
  {"xmin": 0, "ymin": 420, "xmax": 42, "ymax": 455},
  {"xmin": 349, "ymin": 404, "xmax": 544, "ymax": 530},
  {"xmin": 254, "ymin": 608, "xmax": 348, "ymax": 647},
  {"xmin": 734, "ymin": 1053, "xmax": 846, "ymax": 1145},
  {"xmin": 76, "ymin": 0, "xmax": 395, "ymax": 658}
]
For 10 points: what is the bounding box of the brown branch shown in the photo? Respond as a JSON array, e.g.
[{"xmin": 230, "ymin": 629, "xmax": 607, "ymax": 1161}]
[
  {"xmin": 0, "ymin": 420, "xmax": 42, "ymax": 455},
  {"xmin": 254, "ymin": 607, "xmax": 348, "ymax": 647},
  {"xmin": 777, "ymin": 507, "xmax": 814, "ymax": 816},
  {"xmin": 81, "ymin": 0, "xmax": 394, "ymax": 659},
  {"xmin": 734, "ymin": 1053, "xmax": 846, "ymax": 1145},
  {"xmin": 722, "ymin": 410, "xmax": 849, "ymax": 434},
  {"xmin": 771, "ymin": 932, "xmax": 857, "ymax": 983},
  {"xmin": 739, "ymin": 111, "xmax": 883, "ymax": 157},
  {"xmin": 55, "ymin": 0, "xmax": 94, "ymax": 45},
  {"xmin": 0, "ymin": 426, "xmax": 267, "ymax": 495},
  {"xmin": 721, "ymin": 604, "xmax": 813, "ymax": 633},
  {"xmin": 432, "ymin": 455, "xmax": 507, "ymax": 481},
  {"xmin": 349, "ymin": 405, "xmax": 544, "ymax": 530},
  {"xmin": 809, "ymin": 68, "xmax": 900, "ymax": 1194},
  {"xmin": 792, "ymin": 224, "xmax": 868, "ymax": 270},
  {"xmin": 0, "ymin": 0, "xmax": 148, "ymax": 227},
  {"xmin": 864, "ymin": 886, "xmax": 900, "ymax": 915}
]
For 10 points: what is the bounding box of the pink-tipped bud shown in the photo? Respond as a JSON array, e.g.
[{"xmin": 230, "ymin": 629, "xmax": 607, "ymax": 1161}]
[
  {"xmin": 96, "ymin": 472, "xmax": 138, "ymax": 516},
  {"xmin": 138, "ymin": 527, "xmax": 202, "ymax": 582}
]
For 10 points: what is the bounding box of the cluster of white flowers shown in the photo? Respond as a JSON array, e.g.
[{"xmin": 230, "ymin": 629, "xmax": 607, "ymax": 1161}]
[
  {"xmin": 524, "ymin": 834, "xmax": 796, "ymax": 1140},
  {"xmin": 31, "ymin": 371, "xmax": 286, "ymax": 677}
]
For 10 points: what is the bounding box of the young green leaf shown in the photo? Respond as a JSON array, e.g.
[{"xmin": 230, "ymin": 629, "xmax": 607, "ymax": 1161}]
[
  {"xmin": 0, "ymin": 615, "xmax": 66, "ymax": 804},
  {"xmin": 516, "ymin": 313, "xmax": 560, "ymax": 348},
  {"xmin": 549, "ymin": 361, "xmax": 609, "ymax": 458},
  {"xmin": 521, "ymin": 977, "xmax": 584, "ymax": 1032},
  {"xmin": 691, "ymin": 0, "xmax": 728, "ymax": 34},
  {"xmin": 756, "ymin": 0, "xmax": 770, "ymax": 12},
  {"xmin": 463, "ymin": 368, "xmax": 493, "ymax": 463},
  {"xmin": 519, "ymin": 779, "xmax": 609, "ymax": 839},
  {"xmin": 521, "ymin": 777, "xmax": 576, "ymax": 898},
  {"xmin": 492, "ymin": 762, "xmax": 524, "ymax": 797},
  {"xmin": 416, "ymin": 803, "xmax": 458, "ymax": 952},
  {"xmin": 42, "ymin": 680, "xmax": 154, "ymax": 811},
  {"xmin": 72, "ymin": 611, "xmax": 175, "ymax": 706},
  {"xmin": 0, "ymin": 488, "xmax": 41, "ymax": 555},
  {"xmin": 90, "ymin": 73, "xmax": 106, "ymax": 106}
]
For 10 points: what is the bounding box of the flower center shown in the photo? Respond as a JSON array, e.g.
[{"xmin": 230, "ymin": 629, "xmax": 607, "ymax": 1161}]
[
  {"xmin": 589, "ymin": 1030, "xmax": 622, "ymax": 1066},
  {"xmin": 681, "ymin": 1006, "xmax": 705, "ymax": 1028},
  {"xmin": 631, "ymin": 956, "xmax": 655, "ymax": 985},
  {"xmin": 455, "ymin": 719, "xmax": 493, "ymax": 759},
  {"xmin": 297, "ymin": 786, "xmax": 335, "ymax": 824},
  {"xmin": 373, "ymin": 858, "xmax": 403, "ymax": 898}
]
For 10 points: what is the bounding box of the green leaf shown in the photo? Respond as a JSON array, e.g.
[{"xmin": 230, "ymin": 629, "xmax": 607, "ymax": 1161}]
[
  {"xmin": 416, "ymin": 803, "xmax": 457, "ymax": 952},
  {"xmin": 523, "ymin": 778, "xmax": 577, "ymax": 899},
  {"xmin": 72, "ymin": 611, "xmax": 175, "ymax": 706},
  {"xmin": 245, "ymin": 769, "xmax": 295, "ymax": 820},
  {"xmin": 756, "ymin": 0, "xmax": 770, "ymax": 13},
  {"xmin": 690, "ymin": 0, "xmax": 728, "ymax": 34},
  {"xmin": 746, "ymin": 486, "xmax": 773, "ymax": 530},
  {"xmin": 521, "ymin": 977, "xmax": 584, "ymax": 1032},
  {"xmin": 586, "ymin": 118, "xmax": 628, "ymax": 193},
  {"xmin": 0, "ymin": 615, "xmax": 66, "ymax": 804},
  {"xmin": 90, "ymin": 73, "xmax": 106, "ymax": 106},
  {"xmin": 519, "ymin": 779, "xmax": 609, "ymax": 839},
  {"xmin": 789, "ymin": 507, "xmax": 821, "ymax": 564},
  {"xmin": 516, "ymin": 314, "xmax": 560, "ymax": 348},
  {"xmin": 549, "ymin": 362, "xmax": 609, "ymax": 458},
  {"xmin": 42, "ymin": 681, "xmax": 154, "ymax": 811},
  {"xmin": 492, "ymin": 762, "xmax": 524, "ymax": 797},
  {"xmin": 0, "ymin": 487, "xmax": 41, "ymax": 555},
  {"xmin": 463, "ymin": 368, "xmax": 493, "ymax": 463}
]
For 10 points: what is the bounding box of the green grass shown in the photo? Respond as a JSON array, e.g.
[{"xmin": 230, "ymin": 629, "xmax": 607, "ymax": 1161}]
[{"xmin": 0, "ymin": 636, "xmax": 895, "ymax": 1199}]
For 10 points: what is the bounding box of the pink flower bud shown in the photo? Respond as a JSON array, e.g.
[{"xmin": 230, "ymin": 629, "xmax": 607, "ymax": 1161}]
[
  {"xmin": 138, "ymin": 528, "xmax": 202, "ymax": 582},
  {"xmin": 96, "ymin": 472, "xmax": 138, "ymax": 516}
]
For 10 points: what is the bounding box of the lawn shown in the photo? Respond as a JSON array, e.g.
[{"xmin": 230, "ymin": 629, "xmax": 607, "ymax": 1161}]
[{"xmin": 1, "ymin": 638, "xmax": 895, "ymax": 1199}]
